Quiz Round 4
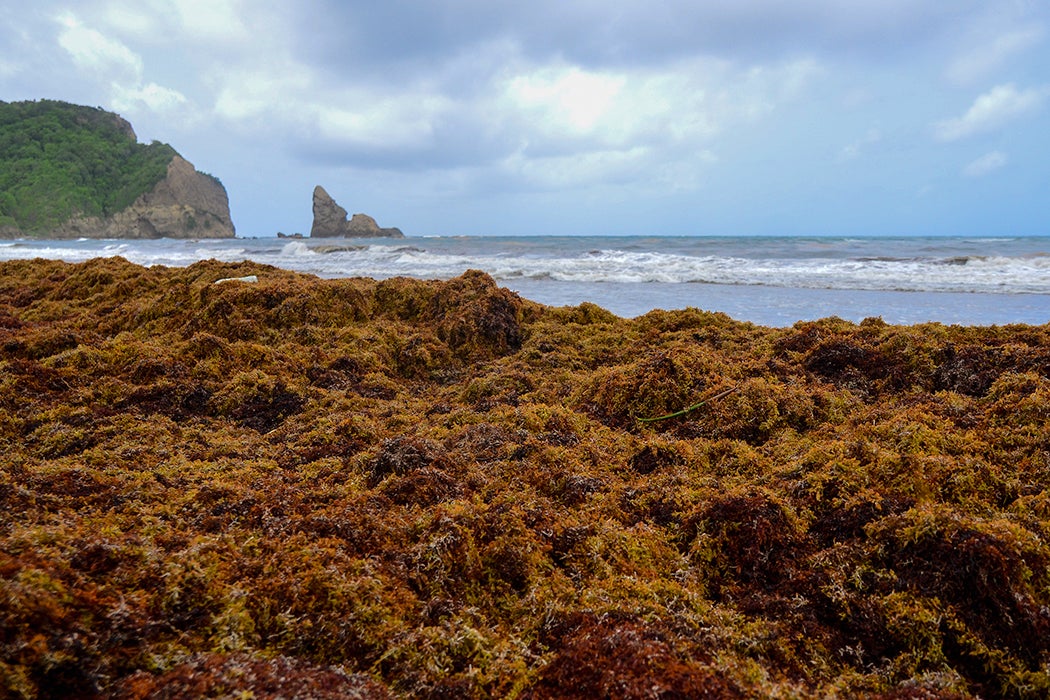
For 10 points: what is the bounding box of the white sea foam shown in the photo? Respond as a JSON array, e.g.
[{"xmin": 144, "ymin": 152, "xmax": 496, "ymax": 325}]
[
  {"xmin": 1, "ymin": 235, "xmax": 1048, "ymax": 299},
  {"xmin": 304, "ymin": 245, "xmax": 1050, "ymax": 294},
  {"xmin": 281, "ymin": 241, "xmax": 317, "ymax": 257}
]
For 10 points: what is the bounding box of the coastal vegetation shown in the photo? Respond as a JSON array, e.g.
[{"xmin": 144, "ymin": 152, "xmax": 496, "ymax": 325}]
[
  {"xmin": 1, "ymin": 257, "xmax": 1048, "ymax": 698},
  {"xmin": 0, "ymin": 100, "xmax": 179, "ymax": 235}
]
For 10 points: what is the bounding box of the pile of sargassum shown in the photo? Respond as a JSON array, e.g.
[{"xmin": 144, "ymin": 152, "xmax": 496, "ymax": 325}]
[{"xmin": 1, "ymin": 257, "xmax": 1048, "ymax": 699}]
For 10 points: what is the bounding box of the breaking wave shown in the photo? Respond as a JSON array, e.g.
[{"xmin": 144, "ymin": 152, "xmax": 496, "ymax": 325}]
[{"xmin": 1, "ymin": 235, "xmax": 1048, "ymax": 295}]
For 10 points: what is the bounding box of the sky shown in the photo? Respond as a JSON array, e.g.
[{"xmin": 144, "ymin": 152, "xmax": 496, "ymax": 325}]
[{"xmin": 1, "ymin": 1, "xmax": 1048, "ymax": 238}]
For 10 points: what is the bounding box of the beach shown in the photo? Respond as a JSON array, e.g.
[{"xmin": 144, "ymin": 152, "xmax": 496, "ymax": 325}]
[{"xmin": 2, "ymin": 256, "xmax": 1048, "ymax": 698}]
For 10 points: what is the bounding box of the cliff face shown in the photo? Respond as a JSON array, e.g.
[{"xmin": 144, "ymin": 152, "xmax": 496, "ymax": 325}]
[
  {"xmin": 0, "ymin": 100, "xmax": 235, "ymax": 239},
  {"xmin": 50, "ymin": 156, "xmax": 235, "ymax": 239},
  {"xmin": 311, "ymin": 185, "xmax": 403, "ymax": 238}
]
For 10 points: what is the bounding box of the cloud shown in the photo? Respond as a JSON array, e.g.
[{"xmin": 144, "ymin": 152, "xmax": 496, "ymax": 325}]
[
  {"xmin": 313, "ymin": 96, "xmax": 453, "ymax": 152},
  {"xmin": 962, "ymin": 150, "xmax": 1007, "ymax": 177},
  {"xmin": 97, "ymin": 3, "xmax": 165, "ymax": 39},
  {"xmin": 839, "ymin": 128, "xmax": 882, "ymax": 160},
  {"xmin": 112, "ymin": 82, "xmax": 189, "ymax": 114},
  {"xmin": 203, "ymin": 19, "xmax": 820, "ymax": 191},
  {"xmin": 934, "ymin": 83, "xmax": 1047, "ymax": 141},
  {"xmin": 501, "ymin": 146, "xmax": 652, "ymax": 189},
  {"xmin": 481, "ymin": 56, "xmax": 817, "ymax": 190},
  {"xmin": 212, "ymin": 56, "xmax": 461, "ymax": 155},
  {"xmin": 507, "ymin": 67, "xmax": 626, "ymax": 134},
  {"xmin": 946, "ymin": 25, "xmax": 1043, "ymax": 85},
  {"xmin": 56, "ymin": 11, "xmax": 143, "ymax": 80},
  {"xmin": 95, "ymin": 0, "xmax": 253, "ymax": 46},
  {"xmin": 298, "ymin": 0, "xmax": 975, "ymax": 72},
  {"xmin": 52, "ymin": 10, "xmax": 193, "ymax": 119},
  {"xmin": 169, "ymin": 0, "xmax": 250, "ymax": 43},
  {"xmin": 213, "ymin": 60, "xmax": 313, "ymax": 122}
]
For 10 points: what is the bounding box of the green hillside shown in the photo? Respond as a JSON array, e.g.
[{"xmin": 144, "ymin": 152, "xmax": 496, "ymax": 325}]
[{"xmin": 0, "ymin": 100, "xmax": 178, "ymax": 234}]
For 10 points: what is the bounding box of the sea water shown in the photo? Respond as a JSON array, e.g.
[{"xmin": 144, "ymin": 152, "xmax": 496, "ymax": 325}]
[{"xmin": 2, "ymin": 235, "xmax": 1048, "ymax": 327}]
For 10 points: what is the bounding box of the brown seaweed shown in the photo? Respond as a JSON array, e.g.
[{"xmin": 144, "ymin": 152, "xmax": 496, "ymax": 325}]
[{"xmin": 1, "ymin": 257, "xmax": 1049, "ymax": 698}]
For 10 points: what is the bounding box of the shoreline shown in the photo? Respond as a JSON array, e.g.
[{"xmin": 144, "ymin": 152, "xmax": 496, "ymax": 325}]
[
  {"xmin": 504, "ymin": 277, "xmax": 1050, "ymax": 326},
  {"xmin": 1, "ymin": 234, "xmax": 1048, "ymax": 327}
]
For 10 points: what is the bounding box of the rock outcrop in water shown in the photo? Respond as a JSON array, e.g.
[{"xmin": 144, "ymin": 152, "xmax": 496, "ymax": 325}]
[{"xmin": 310, "ymin": 185, "xmax": 404, "ymax": 238}]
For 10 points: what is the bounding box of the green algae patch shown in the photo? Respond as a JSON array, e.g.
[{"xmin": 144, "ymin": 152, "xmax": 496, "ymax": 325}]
[{"xmin": 1, "ymin": 257, "xmax": 1049, "ymax": 698}]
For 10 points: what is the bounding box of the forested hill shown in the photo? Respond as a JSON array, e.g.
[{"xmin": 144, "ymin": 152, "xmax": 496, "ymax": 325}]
[{"xmin": 0, "ymin": 100, "xmax": 197, "ymax": 236}]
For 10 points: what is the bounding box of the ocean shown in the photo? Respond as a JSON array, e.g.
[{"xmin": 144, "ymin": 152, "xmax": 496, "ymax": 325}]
[{"xmin": 2, "ymin": 235, "xmax": 1048, "ymax": 327}]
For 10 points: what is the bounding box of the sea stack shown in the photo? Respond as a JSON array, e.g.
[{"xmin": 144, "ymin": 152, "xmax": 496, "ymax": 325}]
[{"xmin": 310, "ymin": 185, "xmax": 404, "ymax": 238}]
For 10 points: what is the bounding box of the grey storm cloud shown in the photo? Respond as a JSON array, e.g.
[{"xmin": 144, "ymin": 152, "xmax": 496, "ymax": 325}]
[
  {"xmin": 291, "ymin": 0, "xmax": 983, "ymax": 71},
  {"xmin": 259, "ymin": 0, "xmax": 998, "ymax": 169}
]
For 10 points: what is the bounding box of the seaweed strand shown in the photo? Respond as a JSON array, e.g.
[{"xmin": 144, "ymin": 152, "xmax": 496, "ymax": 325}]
[{"xmin": 637, "ymin": 384, "xmax": 740, "ymax": 423}]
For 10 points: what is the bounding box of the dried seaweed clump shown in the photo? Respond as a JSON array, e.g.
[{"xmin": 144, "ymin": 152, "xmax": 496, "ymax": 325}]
[{"xmin": 1, "ymin": 257, "xmax": 1049, "ymax": 699}]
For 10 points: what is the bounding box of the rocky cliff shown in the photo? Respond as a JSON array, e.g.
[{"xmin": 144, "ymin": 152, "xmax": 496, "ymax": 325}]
[
  {"xmin": 0, "ymin": 100, "xmax": 235, "ymax": 239},
  {"xmin": 50, "ymin": 156, "xmax": 235, "ymax": 239},
  {"xmin": 310, "ymin": 185, "xmax": 403, "ymax": 238}
]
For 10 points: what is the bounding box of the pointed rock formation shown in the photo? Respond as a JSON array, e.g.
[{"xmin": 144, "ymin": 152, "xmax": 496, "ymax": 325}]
[
  {"xmin": 310, "ymin": 186, "xmax": 404, "ymax": 238},
  {"xmin": 310, "ymin": 186, "xmax": 349, "ymax": 238}
]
